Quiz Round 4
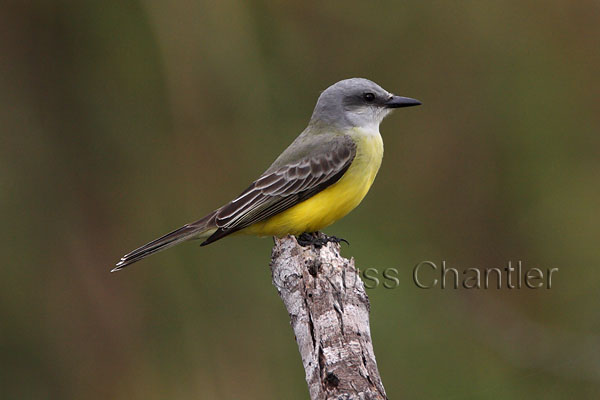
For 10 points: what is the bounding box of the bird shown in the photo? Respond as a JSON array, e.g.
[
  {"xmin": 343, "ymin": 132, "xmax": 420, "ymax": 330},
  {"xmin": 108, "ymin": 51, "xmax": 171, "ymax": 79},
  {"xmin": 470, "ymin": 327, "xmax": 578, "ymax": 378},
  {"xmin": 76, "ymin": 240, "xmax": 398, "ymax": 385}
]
[{"xmin": 112, "ymin": 78, "xmax": 420, "ymax": 271}]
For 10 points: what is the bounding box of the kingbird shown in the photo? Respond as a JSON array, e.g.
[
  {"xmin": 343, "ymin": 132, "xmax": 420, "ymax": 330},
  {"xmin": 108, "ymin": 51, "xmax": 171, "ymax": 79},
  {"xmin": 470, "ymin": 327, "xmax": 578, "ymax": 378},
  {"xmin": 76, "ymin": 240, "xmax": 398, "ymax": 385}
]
[{"xmin": 113, "ymin": 78, "xmax": 420, "ymax": 271}]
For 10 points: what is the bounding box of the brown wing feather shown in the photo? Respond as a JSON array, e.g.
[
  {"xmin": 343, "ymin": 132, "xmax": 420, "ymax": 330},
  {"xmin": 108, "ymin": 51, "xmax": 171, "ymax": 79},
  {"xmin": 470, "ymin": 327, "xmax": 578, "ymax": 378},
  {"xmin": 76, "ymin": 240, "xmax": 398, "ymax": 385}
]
[{"xmin": 201, "ymin": 135, "xmax": 356, "ymax": 245}]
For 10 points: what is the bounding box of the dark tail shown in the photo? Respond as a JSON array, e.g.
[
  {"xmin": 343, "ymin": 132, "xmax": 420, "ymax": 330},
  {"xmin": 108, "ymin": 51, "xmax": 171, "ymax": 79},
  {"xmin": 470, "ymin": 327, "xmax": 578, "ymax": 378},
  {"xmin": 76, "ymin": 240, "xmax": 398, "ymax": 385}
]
[{"xmin": 112, "ymin": 213, "xmax": 217, "ymax": 272}]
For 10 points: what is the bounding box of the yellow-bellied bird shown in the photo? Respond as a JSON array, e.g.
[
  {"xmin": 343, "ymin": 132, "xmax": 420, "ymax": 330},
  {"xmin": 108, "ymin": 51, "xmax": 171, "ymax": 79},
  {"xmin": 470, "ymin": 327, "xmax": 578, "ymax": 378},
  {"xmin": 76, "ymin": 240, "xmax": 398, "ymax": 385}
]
[{"xmin": 113, "ymin": 78, "xmax": 420, "ymax": 271}]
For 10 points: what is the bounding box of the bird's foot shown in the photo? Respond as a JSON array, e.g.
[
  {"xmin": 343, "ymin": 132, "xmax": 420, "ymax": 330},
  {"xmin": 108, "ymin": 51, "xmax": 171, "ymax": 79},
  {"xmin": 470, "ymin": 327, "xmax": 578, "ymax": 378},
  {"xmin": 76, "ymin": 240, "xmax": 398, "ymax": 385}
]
[
  {"xmin": 296, "ymin": 232, "xmax": 349, "ymax": 249},
  {"xmin": 326, "ymin": 235, "xmax": 350, "ymax": 246},
  {"xmin": 297, "ymin": 232, "xmax": 317, "ymax": 247}
]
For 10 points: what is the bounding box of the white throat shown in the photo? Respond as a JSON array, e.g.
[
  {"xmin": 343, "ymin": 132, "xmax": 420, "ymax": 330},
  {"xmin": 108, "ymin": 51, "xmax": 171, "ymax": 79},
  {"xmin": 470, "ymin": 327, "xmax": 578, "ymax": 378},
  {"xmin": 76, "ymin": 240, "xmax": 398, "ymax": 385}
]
[{"xmin": 346, "ymin": 107, "xmax": 390, "ymax": 135}]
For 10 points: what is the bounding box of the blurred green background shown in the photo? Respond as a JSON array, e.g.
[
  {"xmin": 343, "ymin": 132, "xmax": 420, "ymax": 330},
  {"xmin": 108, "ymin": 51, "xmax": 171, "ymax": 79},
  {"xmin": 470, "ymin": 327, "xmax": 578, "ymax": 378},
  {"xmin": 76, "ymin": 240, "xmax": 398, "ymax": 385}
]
[{"xmin": 2, "ymin": 0, "xmax": 599, "ymax": 399}]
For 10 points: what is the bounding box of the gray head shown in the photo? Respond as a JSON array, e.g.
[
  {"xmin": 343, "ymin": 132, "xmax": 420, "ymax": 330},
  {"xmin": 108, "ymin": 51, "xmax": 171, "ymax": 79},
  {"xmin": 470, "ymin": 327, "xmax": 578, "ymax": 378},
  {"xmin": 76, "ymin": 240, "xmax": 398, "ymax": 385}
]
[{"xmin": 310, "ymin": 78, "xmax": 421, "ymax": 130}]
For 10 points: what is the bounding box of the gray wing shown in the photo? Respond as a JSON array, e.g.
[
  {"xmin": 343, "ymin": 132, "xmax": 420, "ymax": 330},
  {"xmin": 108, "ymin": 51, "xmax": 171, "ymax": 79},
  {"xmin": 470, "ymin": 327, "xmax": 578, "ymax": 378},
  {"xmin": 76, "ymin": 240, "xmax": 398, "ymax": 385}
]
[{"xmin": 201, "ymin": 134, "xmax": 356, "ymax": 245}]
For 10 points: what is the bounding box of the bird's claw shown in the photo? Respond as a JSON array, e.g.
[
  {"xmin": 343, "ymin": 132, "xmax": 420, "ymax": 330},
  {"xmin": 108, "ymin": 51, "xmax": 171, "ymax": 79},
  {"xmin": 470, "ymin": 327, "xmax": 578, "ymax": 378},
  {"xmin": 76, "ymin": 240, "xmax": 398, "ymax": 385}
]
[{"xmin": 296, "ymin": 232, "xmax": 349, "ymax": 248}]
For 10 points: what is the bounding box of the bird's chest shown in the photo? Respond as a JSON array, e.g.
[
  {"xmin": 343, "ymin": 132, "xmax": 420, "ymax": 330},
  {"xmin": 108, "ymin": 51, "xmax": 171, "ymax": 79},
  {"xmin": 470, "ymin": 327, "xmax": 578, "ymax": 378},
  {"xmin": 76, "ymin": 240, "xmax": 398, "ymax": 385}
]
[
  {"xmin": 340, "ymin": 130, "xmax": 384, "ymax": 199},
  {"xmin": 356, "ymin": 130, "xmax": 384, "ymax": 171}
]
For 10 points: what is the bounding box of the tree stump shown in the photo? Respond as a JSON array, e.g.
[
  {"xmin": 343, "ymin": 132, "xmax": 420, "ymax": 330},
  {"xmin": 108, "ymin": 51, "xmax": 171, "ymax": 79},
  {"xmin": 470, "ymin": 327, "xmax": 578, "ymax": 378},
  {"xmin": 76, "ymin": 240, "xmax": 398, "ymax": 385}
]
[{"xmin": 270, "ymin": 233, "xmax": 387, "ymax": 400}]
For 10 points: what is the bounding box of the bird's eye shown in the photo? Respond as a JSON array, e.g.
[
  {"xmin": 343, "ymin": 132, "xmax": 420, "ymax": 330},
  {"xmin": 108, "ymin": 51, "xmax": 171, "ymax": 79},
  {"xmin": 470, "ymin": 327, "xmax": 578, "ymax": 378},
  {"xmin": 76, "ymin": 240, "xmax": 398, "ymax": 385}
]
[{"xmin": 363, "ymin": 93, "xmax": 375, "ymax": 102}]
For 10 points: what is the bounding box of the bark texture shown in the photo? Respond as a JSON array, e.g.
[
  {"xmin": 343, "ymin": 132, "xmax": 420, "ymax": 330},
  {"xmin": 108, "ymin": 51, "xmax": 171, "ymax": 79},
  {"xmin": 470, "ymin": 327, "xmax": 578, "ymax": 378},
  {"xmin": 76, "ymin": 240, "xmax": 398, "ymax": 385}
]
[{"xmin": 270, "ymin": 234, "xmax": 387, "ymax": 400}]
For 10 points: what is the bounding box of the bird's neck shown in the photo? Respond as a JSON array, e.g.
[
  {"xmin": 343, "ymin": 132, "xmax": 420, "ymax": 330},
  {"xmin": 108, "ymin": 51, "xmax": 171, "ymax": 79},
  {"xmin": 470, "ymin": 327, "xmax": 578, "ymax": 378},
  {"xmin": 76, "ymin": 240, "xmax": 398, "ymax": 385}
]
[{"xmin": 349, "ymin": 123, "xmax": 382, "ymax": 139}]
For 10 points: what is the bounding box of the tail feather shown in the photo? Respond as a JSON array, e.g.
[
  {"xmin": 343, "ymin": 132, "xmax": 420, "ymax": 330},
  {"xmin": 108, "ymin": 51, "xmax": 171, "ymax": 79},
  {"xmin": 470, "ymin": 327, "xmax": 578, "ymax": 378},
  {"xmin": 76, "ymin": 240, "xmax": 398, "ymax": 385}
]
[{"xmin": 112, "ymin": 213, "xmax": 216, "ymax": 272}]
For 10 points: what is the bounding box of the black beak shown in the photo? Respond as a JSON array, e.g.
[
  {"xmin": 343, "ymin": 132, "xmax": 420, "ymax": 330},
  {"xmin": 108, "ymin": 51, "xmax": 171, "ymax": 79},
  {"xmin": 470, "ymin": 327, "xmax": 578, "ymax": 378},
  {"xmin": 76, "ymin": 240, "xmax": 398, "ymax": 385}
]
[{"xmin": 385, "ymin": 95, "xmax": 422, "ymax": 109}]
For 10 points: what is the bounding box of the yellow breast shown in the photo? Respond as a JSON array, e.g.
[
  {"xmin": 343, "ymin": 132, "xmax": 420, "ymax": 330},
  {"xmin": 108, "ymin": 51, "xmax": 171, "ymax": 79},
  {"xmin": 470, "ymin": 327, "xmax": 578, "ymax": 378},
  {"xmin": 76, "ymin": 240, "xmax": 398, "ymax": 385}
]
[{"xmin": 244, "ymin": 129, "xmax": 384, "ymax": 237}]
